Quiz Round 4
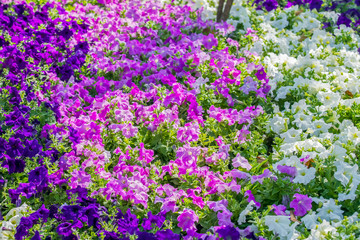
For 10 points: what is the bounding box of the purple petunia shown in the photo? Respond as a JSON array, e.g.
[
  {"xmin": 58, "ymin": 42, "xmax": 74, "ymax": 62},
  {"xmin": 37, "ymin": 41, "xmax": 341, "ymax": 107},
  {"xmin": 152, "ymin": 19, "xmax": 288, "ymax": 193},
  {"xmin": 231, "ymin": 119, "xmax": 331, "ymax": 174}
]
[
  {"xmin": 215, "ymin": 225, "xmax": 240, "ymax": 240},
  {"xmin": 203, "ymin": 34, "xmax": 218, "ymax": 50},
  {"xmin": 277, "ymin": 165, "xmax": 297, "ymax": 177},
  {"xmin": 177, "ymin": 209, "xmax": 198, "ymax": 232},
  {"xmin": 272, "ymin": 204, "xmax": 289, "ymax": 216},
  {"xmin": 155, "ymin": 229, "xmax": 181, "ymax": 240},
  {"xmin": 116, "ymin": 209, "xmax": 139, "ymax": 235},
  {"xmin": 142, "ymin": 211, "xmax": 165, "ymax": 231},
  {"xmin": 262, "ymin": 0, "xmax": 278, "ymax": 11},
  {"xmin": 28, "ymin": 166, "xmax": 48, "ymax": 185},
  {"xmin": 290, "ymin": 193, "xmax": 313, "ymax": 216}
]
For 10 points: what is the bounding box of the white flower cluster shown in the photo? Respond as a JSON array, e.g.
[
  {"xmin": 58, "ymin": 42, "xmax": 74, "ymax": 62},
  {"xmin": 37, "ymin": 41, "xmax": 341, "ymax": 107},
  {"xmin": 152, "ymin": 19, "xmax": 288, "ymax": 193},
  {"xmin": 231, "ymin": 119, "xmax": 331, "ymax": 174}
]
[{"xmin": 226, "ymin": 3, "xmax": 360, "ymax": 240}]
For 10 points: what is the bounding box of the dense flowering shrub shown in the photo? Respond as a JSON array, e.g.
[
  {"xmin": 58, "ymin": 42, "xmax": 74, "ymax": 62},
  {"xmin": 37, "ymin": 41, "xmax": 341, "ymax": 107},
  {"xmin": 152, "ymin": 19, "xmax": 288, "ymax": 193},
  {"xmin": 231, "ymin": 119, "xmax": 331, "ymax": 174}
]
[{"xmin": 1, "ymin": 0, "xmax": 360, "ymax": 239}]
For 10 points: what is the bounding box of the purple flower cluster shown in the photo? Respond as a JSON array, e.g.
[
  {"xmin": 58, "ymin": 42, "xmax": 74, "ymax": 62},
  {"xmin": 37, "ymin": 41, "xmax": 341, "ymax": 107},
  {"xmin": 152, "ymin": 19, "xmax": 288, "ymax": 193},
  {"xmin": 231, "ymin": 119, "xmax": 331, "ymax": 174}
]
[{"xmin": 0, "ymin": 0, "xmax": 273, "ymax": 239}]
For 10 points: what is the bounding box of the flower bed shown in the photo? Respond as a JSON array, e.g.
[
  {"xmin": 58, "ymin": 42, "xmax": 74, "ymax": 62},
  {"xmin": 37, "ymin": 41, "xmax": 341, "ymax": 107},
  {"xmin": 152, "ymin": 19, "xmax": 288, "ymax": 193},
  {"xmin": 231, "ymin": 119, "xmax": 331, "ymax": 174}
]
[{"xmin": 1, "ymin": 0, "xmax": 360, "ymax": 239}]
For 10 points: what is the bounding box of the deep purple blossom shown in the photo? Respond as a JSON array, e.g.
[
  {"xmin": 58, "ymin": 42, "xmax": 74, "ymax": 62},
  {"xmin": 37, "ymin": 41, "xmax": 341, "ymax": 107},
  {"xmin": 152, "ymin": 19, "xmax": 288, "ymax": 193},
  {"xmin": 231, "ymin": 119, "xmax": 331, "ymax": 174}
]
[
  {"xmin": 15, "ymin": 217, "xmax": 33, "ymax": 240},
  {"xmin": 101, "ymin": 231, "xmax": 120, "ymax": 240},
  {"xmin": 6, "ymin": 137, "xmax": 24, "ymax": 158},
  {"xmin": 29, "ymin": 166, "xmax": 48, "ymax": 184},
  {"xmin": 57, "ymin": 222, "xmax": 73, "ymax": 237},
  {"xmin": 116, "ymin": 209, "xmax": 139, "ymax": 235},
  {"xmin": 337, "ymin": 14, "xmax": 352, "ymax": 27},
  {"xmin": 136, "ymin": 231, "xmax": 157, "ymax": 240},
  {"xmin": 58, "ymin": 26, "xmax": 73, "ymax": 40},
  {"xmin": 262, "ymin": 0, "xmax": 278, "ymax": 11},
  {"xmin": 156, "ymin": 229, "xmax": 181, "ymax": 240},
  {"xmin": 30, "ymin": 231, "xmax": 41, "ymax": 240},
  {"xmin": 215, "ymin": 225, "xmax": 240, "ymax": 240},
  {"xmin": 74, "ymin": 41, "xmax": 89, "ymax": 55},
  {"xmin": 61, "ymin": 205, "xmax": 83, "ymax": 221},
  {"xmin": 309, "ymin": 0, "xmax": 323, "ymax": 10},
  {"xmin": 81, "ymin": 204, "xmax": 100, "ymax": 228},
  {"xmin": 17, "ymin": 183, "xmax": 36, "ymax": 198},
  {"xmin": 142, "ymin": 211, "xmax": 165, "ymax": 230},
  {"xmin": 29, "ymin": 204, "xmax": 50, "ymax": 224},
  {"xmin": 57, "ymin": 64, "xmax": 74, "ymax": 82},
  {"xmin": 7, "ymin": 158, "xmax": 26, "ymax": 174},
  {"xmin": 57, "ymin": 220, "xmax": 83, "ymax": 237},
  {"xmin": 9, "ymin": 189, "xmax": 21, "ymax": 204}
]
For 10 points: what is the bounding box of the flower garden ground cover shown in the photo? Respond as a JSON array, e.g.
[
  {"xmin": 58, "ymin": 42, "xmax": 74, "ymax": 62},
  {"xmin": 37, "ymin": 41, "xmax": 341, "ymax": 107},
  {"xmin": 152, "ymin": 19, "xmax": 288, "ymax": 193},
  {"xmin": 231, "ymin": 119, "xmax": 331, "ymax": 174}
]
[{"xmin": 1, "ymin": 0, "xmax": 360, "ymax": 239}]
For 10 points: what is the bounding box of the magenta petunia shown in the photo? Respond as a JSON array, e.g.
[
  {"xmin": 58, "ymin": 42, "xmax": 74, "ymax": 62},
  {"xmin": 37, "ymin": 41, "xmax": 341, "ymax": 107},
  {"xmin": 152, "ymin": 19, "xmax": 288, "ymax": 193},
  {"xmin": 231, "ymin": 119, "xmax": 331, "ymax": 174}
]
[
  {"xmin": 290, "ymin": 193, "xmax": 313, "ymax": 216},
  {"xmin": 272, "ymin": 204, "xmax": 289, "ymax": 216},
  {"xmin": 177, "ymin": 209, "xmax": 199, "ymax": 232}
]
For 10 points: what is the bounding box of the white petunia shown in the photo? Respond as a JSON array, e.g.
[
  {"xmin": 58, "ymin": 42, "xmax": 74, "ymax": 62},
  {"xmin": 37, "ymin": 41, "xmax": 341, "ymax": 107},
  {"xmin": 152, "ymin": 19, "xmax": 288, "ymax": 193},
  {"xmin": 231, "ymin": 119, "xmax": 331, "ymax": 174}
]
[
  {"xmin": 264, "ymin": 215, "xmax": 291, "ymax": 237},
  {"xmin": 293, "ymin": 165, "xmax": 316, "ymax": 185},
  {"xmin": 293, "ymin": 113, "xmax": 312, "ymax": 131},
  {"xmin": 312, "ymin": 29, "xmax": 335, "ymax": 46},
  {"xmin": 329, "ymin": 145, "xmax": 347, "ymax": 161},
  {"xmin": 298, "ymin": 138, "xmax": 326, "ymax": 153},
  {"xmin": 271, "ymin": 17, "xmax": 289, "ymax": 30},
  {"xmin": 227, "ymin": 19, "xmax": 240, "ymax": 28},
  {"xmin": 275, "ymin": 86, "xmax": 296, "ymax": 100},
  {"xmin": 238, "ymin": 201, "xmax": 255, "ymax": 224},
  {"xmin": 280, "ymin": 128, "xmax": 302, "ymax": 143},
  {"xmin": 345, "ymin": 126, "xmax": 360, "ymax": 145},
  {"xmin": 303, "ymin": 18, "xmax": 321, "ymax": 30},
  {"xmin": 311, "ymin": 119, "xmax": 331, "ymax": 136},
  {"xmin": 316, "ymin": 199, "xmax": 343, "ymax": 221},
  {"xmin": 338, "ymin": 183, "xmax": 358, "ymax": 201},
  {"xmin": 191, "ymin": 0, "xmax": 209, "ymax": 9},
  {"xmin": 307, "ymin": 220, "xmax": 338, "ymax": 240},
  {"xmin": 8, "ymin": 215, "xmax": 21, "ymax": 226},
  {"xmin": 269, "ymin": 116, "xmax": 288, "ymax": 134},
  {"xmin": 5, "ymin": 203, "xmax": 31, "ymax": 221},
  {"xmin": 201, "ymin": 8, "xmax": 216, "ymax": 21},
  {"xmin": 302, "ymin": 212, "xmax": 319, "ymax": 229},
  {"xmin": 283, "ymin": 222, "xmax": 300, "ymax": 240},
  {"xmin": 334, "ymin": 161, "xmax": 360, "ymax": 186},
  {"xmin": 317, "ymin": 91, "xmax": 341, "ymax": 108},
  {"xmin": 290, "ymin": 99, "xmax": 308, "ymax": 114},
  {"xmin": 307, "ymin": 81, "xmax": 331, "ymax": 95}
]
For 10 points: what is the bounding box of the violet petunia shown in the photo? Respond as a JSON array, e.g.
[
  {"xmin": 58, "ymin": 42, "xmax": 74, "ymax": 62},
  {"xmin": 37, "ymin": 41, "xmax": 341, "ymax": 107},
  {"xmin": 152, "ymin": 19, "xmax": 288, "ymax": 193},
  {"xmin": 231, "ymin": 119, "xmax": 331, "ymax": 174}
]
[{"xmin": 290, "ymin": 193, "xmax": 312, "ymax": 216}]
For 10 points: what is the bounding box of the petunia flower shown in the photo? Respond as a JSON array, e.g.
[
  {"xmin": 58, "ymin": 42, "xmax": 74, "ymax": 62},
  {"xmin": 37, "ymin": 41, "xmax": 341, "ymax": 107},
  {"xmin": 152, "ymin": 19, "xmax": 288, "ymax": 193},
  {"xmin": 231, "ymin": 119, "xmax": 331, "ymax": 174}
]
[
  {"xmin": 177, "ymin": 209, "xmax": 198, "ymax": 232},
  {"xmin": 264, "ymin": 215, "xmax": 291, "ymax": 237},
  {"xmin": 290, "ymin": 194, "xmax": 312, "ymax": 216},
  {"xmin": 232, "ymin": 153, "xmax": 252, "ymax": 170}
]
